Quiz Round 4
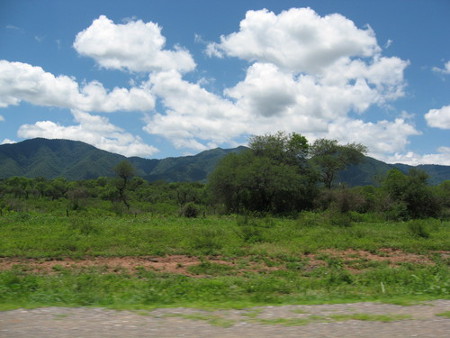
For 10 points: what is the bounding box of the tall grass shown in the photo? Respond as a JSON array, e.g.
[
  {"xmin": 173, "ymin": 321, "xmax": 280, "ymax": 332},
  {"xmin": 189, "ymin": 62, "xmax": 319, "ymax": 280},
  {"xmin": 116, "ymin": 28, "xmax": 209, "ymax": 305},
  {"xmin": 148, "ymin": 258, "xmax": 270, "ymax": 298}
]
[
  {"xmin": 0, "ymin": 212, "xmax": 449, "ymax": 257},
  {"xmin": 0, "ymin": 263, "xmax": 447, "ymax": 310}
]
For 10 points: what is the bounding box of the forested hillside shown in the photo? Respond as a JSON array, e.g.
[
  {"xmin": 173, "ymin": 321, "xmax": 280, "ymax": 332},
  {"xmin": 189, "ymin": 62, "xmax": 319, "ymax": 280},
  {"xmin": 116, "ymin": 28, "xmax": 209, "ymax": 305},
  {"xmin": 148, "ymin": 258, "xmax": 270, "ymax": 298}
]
[
  {"xmin": 1, "ymin": 138, "xmax": 450, "ymax": 185},
  {"xmin": 0, "ymin": 138, "xmax": 244, "ymax": 182}
]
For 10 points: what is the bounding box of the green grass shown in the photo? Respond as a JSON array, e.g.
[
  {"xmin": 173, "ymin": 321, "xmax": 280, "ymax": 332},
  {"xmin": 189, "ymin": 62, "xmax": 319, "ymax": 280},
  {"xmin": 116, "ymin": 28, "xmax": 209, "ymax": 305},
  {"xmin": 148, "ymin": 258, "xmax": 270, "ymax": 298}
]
[
  {"xmin": 437, "ymin": 311, "xmax": 450, "ymax": 318},
  {"xmin": 0, "ymin": 213, "xmax": 448, "ymax": 258},
  {"xmin": 0, "ymin": 262, "xmax": 448, "ymax": 310},
  {"xmin": 0, "ymin": 212, "xmax": 449, "ymax": 310},
  {"xmin": 329, "ymin": 313, "xmax": 412, "ymax": 322},
  {"xmin": 257, "ymin": 317, "xmax": 312, "ymax": 326},
  {"xmin": 256, "ymin": 313, "xmax": 412, "ymax": 326}
]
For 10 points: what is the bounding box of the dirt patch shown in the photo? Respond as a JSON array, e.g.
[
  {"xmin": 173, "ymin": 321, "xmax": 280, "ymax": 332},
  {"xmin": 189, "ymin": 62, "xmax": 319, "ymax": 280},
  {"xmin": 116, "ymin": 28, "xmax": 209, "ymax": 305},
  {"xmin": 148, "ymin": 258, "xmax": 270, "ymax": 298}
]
[
  {"xmin": 0, "ymin": 249, "xmax": 446, "ymax": 276},
  {"xmin": 0, "ymin": 256, "xmax": 206, "ymax": 276},
  {"xmin": 308, "ymin": 248, "xmax": 444, "ymax": 273},
  {"xmin": 319, "ymin": 248, "xmax": 434, "ymax": 264},
  {"xmin": 0, "ymin": 255, "xmax": 276, "ymax": 276}
]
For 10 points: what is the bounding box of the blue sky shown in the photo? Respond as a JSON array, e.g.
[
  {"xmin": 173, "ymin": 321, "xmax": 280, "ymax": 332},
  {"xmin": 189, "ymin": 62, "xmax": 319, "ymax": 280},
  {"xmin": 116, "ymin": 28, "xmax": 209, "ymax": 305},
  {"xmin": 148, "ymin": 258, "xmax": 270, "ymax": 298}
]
[{"xmin": 1, "ymin": 0, "xmax": 449, "ymax": 164}]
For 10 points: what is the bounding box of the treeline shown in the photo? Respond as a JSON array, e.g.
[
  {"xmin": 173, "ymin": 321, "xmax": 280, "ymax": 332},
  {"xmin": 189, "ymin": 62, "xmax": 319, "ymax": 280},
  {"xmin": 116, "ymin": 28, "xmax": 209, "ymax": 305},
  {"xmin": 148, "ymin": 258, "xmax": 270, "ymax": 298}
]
[
  {"xmin": 209, "ymin": 132, "xmax": 449, "ymax": 220},
  {"xmin": 1, "ymin": 132, "xmax": 450, "ymax": 221}
]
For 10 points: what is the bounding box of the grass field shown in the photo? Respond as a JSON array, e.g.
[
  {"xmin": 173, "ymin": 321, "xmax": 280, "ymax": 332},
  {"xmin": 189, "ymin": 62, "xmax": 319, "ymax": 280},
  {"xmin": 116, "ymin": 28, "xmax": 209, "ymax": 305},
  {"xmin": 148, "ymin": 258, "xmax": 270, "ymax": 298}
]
[{"xmin": 0, "ymin": 211, "xmax": 449, "ymax": 310}]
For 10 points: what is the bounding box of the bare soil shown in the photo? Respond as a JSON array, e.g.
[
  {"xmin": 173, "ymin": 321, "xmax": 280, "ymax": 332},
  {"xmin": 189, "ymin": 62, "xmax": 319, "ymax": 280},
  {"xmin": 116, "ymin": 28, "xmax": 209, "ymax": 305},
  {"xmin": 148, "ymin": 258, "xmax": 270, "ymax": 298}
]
[{"xmin": 1, "ymin": 249, "xmax": 447, "ymax": 276}]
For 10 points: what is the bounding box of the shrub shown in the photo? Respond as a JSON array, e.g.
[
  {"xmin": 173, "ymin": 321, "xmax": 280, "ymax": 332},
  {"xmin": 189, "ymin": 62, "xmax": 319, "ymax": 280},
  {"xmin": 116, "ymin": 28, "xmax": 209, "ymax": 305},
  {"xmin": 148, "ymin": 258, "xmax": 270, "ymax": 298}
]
[
  {"xmin": 327, "ymin": 210, "xmax": 352, "ymax": 227},
  {"xmin": 180, "ymin": 202, "xmax": 200, "ymax": 218}
]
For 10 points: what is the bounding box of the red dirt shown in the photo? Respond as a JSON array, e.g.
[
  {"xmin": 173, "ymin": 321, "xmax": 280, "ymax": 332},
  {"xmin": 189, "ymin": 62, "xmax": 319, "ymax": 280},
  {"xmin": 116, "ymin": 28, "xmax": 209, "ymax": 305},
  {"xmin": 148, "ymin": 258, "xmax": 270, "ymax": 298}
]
[
  {"xmin": 0, "ymin": 249, "xmax": 446, "ymax": 276},
  {"xmin": 319, "ymin": 248, "xmax": 434, "ymax": 264}
]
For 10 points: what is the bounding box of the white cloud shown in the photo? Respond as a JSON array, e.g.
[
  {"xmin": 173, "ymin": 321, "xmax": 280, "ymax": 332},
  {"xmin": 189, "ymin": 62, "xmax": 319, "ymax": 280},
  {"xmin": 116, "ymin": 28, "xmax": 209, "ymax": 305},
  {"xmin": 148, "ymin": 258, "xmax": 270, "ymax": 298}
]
[
  {"xmin": 6, "ymin": 25, "xmax": 20, "ymax": 30},
  {"xmin": 144, "ymin": 70, "xmax": 246, "ymax": 151},
  {"xmin": 225, "ymin": 63, "xmax": 298, "ymax": 117},
  {"xmin": 0, "ymin": 60, "xmax": 155, "ymax": 112},
  {"xmin": 425, "ymin": 105, "xmax": 450, "ymax": 129},
  {"xmin": 73, "ymin": 15, "xmax": 195, "ymax": 73},
  {"xmin": 0, "ymin": 115, "xmax": 4, "ymax": 122},
  {"xmin": 141, "ymin": 7, "xmax": 410, "ymax": 157},
  {"xmin": 384, "ymin": 39, "xmax": 393, "ymax": 49},
  {"xmin": 384, "ymin": 147, "xmax": 450, "ymax": 166},
  {"xmin": 142, "ymin": 65, "xmax": 416, "ymax": 158},
  {"xmin": 1, "ymin": 138, "xmax": 15, "ymax": 145},
  {"xmin": 225, "ymin": 59, "xmax": 406, "ymax": 121},
  {"xmin": 207, "ymin": 8, "xmax": 380, "ymax": 73},
  {"xmin": 326, "ymin": 118, "xmax": 420, "ymax": 157},
  {"xmin": 0, "ymin": 9, "xmax": 430, "ymax": 165},
  {"xmin": 432, "ymin": 60, "xmax": 450, "ymax": 75},
  {"xmin": 18, "ymin": 110, "xmax": 158, "ymax": 157}
]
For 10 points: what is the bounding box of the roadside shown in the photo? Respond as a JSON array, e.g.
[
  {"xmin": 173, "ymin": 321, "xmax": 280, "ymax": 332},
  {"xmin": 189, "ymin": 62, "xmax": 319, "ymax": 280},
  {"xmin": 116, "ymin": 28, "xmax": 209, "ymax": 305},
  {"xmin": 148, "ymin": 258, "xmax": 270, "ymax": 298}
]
[{"xmin": 1, "ymin": 300, "xmax": 449, "ymax": 337}]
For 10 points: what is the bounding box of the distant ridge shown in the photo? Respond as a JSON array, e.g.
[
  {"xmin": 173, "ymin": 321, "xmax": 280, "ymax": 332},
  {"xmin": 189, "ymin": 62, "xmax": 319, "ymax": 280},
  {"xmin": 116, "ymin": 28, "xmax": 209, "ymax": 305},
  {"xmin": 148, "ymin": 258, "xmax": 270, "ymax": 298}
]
[
  {"xmin": 0, "ymin": 138, "xmax": 246, "ymax": 182},
  {"xmin": 1, "ymin": 138, "xmax": 450, "ymax": 185}
]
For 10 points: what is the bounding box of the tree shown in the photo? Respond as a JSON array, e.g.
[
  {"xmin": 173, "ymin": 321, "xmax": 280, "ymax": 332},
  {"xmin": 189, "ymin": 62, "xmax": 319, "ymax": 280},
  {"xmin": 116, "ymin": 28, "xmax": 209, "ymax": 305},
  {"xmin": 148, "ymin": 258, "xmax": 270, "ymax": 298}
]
[
  {"xmin": 208, "ymin": 132, "xmax": 317, "ymax": 214},
  {"xmin": 382, "ymin": 168, "xmax": 440, "ymax": 219},
  {"xmin": 249, "ymin": 131, "xmax": 309, "ymax": 167},
  {"xmin": 310, "ymin": 139, "xmax": 367, "ymax": 189},
  {"xmin": 113, "ymin": 160, "xmax": 135, "ymax": 210}
]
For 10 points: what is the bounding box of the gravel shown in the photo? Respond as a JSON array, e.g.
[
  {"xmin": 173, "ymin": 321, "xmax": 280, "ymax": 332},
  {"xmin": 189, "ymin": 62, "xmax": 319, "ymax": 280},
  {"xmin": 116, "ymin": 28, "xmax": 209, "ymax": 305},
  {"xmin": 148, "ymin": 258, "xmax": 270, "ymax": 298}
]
[{"xmin": 1, "ymin": 300, "xmax": 449, "ymax": 337}]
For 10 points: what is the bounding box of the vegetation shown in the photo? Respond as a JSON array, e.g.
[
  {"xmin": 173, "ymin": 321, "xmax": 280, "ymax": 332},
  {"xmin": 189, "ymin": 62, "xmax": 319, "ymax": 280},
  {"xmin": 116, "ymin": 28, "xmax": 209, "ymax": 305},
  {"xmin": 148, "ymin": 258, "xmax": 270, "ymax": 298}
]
[
  {"xmin": 310, "ymin": 139, "xmax": 367, "ymax": 189},
  {"xmin": 0, "ymin": 132, "xmax": 449, "ymax": 310},
  {"xmin": 2, "ymin": 137, "xmax": 450, "ymax": 185},
  {"xmin": 208, "ymin": 132, "xmax": 317, "ymax": 214}
]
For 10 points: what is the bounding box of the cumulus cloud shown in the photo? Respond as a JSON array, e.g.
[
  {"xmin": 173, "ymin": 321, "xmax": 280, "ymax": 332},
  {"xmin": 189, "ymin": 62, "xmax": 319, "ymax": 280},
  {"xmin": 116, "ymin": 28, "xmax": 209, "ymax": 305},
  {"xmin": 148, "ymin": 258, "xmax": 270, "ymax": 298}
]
[
  {"xmin": 0, "ymin": 60, "xmax": 155, "ymax": 112},
  {"xmin": 225, "ymin": 63, "xmax": 298, "ymax": 117},
  {"xmin": 74, "ymin": 15, "xmax": 195, "ymax": 73},
  {"xmin": 18, "ymin": 110, "xmax": 158, "ymax": 157},
  {"xmin": 0, "ymin": 9, "xmax": 435, "ymax": 164},
  {"xmin": 384, "ymin": 147, "xmax": 450, "ymax": 166},
  {"xmin": 207, "ymin": 8, "xmax": 380, "ymax": 73},
  {"xmin": 326, "ymin": 118, "xmax": 420, "ymax": 157},
  {"xmin": 142, "ymin": 66, "xmax": 417, "ymax": 158},
  {"xmin": 0, "ymin": 115, "xmax": 4, "ymax": 122},
  {"xmin": 425, "ymin": 105, "xmax": 450, "ymax": 129},
  {"xmin": 224, "ymin": 58, "xmax": 407, "ymax": 120},
  {"xmin": 144, "ymin": 70, "xmax": 246, "ymax": 150},
  {"xmin": 142, "ymin": 8, "xmax": 411, "ymax": 157},
  {"xmin": 432, "ymin": 60, "xmax": 450, "ymax": 75}
]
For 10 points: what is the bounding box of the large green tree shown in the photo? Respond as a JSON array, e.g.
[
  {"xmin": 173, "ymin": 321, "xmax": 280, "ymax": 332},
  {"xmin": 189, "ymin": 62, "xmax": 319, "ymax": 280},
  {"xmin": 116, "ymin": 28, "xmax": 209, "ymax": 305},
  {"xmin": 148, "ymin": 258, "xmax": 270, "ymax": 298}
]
[
  {"xmin": 382, "ymin": 168, "xmax": 440, "ymax": 219},
  {"xmin": 208, "ymin": 132, "xmax": 317, "ymax": 214},
  {"xmin": 310, "ymin": 139, "xmax": 367, "ymax": 189}
]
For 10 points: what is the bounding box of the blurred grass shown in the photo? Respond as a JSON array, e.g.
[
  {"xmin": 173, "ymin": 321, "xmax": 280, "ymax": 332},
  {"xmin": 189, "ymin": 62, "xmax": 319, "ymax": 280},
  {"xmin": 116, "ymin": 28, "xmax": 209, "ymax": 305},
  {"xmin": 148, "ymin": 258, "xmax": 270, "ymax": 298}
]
[
  {"xmin": 1, "ymin": 213, "xmax": 449, "ymax": 258},
  {"xmin": 0, "ymin": 212, "xmax": 449, "ymax": 310}
]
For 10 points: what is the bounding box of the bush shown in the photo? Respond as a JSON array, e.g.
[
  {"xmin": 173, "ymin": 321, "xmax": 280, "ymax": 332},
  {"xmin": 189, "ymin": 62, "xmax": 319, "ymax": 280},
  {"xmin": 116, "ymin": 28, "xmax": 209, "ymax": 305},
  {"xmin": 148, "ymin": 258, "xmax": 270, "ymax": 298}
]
[
  {"xmin": 326, "ymin": 210, "xmax": 352, "ymax": 227},
  {"xmin": 180, "ymin": 202, "xmax": 200, "ymax": 218}
]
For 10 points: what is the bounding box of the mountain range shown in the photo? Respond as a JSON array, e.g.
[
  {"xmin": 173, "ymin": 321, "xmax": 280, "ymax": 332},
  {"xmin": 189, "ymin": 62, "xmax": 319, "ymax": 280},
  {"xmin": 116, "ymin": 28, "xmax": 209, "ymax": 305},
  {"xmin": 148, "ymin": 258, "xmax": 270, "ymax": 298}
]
[{"xmin": 1, "ymin": 138, "xmax": 450, "ymax": 186}]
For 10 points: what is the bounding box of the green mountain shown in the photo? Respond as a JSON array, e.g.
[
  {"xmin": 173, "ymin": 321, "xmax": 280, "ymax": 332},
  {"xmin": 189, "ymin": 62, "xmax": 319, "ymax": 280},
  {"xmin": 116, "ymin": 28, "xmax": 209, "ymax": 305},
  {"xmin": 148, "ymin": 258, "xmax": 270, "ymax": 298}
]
[
  {"xmin": 1, "ymin": 138, "xmax": 450, "ymax": 185},
  {"xmin": 339, "ymin": 157, "xmax": 450, "ymax": 186},
  {"xmin": 0, "ymin": 138, "xmax": 126, "ymax": 180},
  {"xmin": 0, "ymin": 138, "xmax": 245, "ymax": 182}
]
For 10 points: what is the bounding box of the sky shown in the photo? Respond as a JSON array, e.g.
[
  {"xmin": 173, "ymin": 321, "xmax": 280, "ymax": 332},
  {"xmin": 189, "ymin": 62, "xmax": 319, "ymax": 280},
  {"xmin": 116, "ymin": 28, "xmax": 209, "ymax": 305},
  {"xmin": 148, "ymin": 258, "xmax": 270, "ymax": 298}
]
[{"xmin": 0, "ymin": 0, "xmax": 449, "ymax": 164}]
